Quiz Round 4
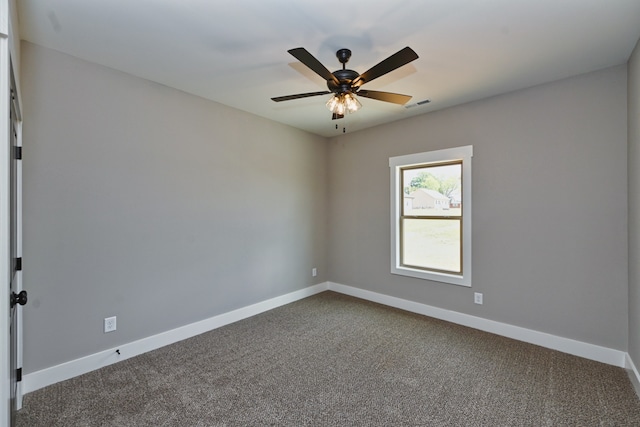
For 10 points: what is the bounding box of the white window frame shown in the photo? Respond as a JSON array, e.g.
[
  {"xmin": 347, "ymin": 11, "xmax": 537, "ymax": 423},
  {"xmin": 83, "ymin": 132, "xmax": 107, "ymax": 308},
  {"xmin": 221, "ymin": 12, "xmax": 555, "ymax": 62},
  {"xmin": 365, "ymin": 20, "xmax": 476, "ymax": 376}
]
[{"xmin": 389, "ymin": 145, "xmax": 473, "ymax": 287}]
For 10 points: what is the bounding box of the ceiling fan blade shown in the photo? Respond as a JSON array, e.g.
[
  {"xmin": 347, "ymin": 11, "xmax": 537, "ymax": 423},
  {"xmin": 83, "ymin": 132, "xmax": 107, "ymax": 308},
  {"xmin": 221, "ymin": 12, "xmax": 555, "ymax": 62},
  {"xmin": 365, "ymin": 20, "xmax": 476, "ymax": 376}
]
[
  {"xmin": 332, "ymin": 113, "xmax": 344, "ymax": 120},
  {"xmin": 271, "ymin": 91, "xmax": 331, "ymax": 102},
  {"xmin": 357, "ymin": 90, "xmax": 412, "ymax": 105},
  {"xmin": 288, "ymin": 48, "xmax": 340, "ymax": 85},
  {"xmin": 352, "ymin": 47, "xmax": 418, "ymax": 88}
]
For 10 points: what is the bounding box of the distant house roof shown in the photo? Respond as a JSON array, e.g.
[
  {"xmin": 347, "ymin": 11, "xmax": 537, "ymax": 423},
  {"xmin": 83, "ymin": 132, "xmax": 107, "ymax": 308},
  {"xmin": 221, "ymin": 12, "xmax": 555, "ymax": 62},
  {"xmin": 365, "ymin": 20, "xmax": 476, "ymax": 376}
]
[{"xmin": 412, "ymin": 188, "xmax": 449, "ymax": 200}]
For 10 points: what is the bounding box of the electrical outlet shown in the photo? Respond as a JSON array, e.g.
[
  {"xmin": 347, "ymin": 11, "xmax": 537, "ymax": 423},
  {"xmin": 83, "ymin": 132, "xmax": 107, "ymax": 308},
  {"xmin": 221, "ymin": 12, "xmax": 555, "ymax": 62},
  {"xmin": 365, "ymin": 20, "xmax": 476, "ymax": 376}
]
[
  {"xmin": 474, "ymin": 292, "xmax": 483, "ymax": 305},
  {"xmin": 104, "ymin": 316, "xmax": 117, "ymax": 333},
  {"xmin": 312, "ymin": 268, "xmax": 317, "ymax": 277}
]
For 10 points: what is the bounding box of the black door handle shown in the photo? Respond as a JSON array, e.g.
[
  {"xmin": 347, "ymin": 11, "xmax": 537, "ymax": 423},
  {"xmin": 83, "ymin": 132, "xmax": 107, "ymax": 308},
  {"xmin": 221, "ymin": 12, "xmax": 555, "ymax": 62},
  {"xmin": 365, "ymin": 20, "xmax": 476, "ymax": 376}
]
[{"xmin": 11, "ymin": 290, "xmax": 27, "ymax": 307}]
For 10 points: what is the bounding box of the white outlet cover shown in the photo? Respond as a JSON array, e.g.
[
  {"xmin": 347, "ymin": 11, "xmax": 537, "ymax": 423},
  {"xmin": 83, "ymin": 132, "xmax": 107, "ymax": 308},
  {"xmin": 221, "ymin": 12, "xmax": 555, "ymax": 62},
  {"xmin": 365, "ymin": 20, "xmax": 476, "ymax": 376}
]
[
  {"xmin": 474, "ymin": 293, "xmax": 483, "ymax": 305},
  {"xmin": 104, "ymin": 316, "xmax": 117, "ymax": 333}
]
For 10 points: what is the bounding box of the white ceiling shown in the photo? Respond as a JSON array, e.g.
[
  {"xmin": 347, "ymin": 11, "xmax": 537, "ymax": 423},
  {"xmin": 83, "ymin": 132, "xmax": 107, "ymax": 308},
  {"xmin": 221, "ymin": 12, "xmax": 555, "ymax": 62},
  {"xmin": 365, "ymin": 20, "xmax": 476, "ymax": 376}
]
[{"xmin": 16, "ymin": 0, "xmax": 640, "ymax": 137}]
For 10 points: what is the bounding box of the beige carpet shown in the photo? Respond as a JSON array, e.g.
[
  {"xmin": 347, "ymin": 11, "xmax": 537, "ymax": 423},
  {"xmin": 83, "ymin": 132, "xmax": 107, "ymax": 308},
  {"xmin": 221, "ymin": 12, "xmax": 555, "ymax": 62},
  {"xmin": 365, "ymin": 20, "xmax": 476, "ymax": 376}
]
[{"xmin": 17, "ymin": 291, "xmax": 640, "ymax": 426}]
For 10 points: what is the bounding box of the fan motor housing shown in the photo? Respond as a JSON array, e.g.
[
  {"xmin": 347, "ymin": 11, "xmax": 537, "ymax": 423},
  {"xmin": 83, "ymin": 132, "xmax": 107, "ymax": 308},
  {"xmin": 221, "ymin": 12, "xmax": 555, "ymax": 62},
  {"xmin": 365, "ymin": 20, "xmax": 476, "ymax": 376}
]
[{"xmin": 328, "ymin": 69, "xmax": 360, "ymax": 94}]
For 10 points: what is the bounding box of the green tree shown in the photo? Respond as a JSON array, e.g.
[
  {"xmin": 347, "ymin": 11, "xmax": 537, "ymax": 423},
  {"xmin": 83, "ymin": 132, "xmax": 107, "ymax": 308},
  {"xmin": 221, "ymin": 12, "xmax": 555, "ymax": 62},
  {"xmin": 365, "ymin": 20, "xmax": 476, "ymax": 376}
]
[
  {"xmin": 410, "ymin": 172, "xmax": 440, "ymax": 192},
  {"xmin": 438, "ymin": 176, "xmax": 459, "ymax": 199}
]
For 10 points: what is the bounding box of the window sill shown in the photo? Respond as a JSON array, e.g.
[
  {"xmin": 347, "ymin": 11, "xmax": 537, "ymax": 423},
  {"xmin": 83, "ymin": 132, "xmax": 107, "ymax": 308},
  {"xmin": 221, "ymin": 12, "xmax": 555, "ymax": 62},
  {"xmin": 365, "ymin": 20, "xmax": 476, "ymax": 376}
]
[{"xmin": 391, "ymin": 265, "xmax": 471, "ymax": 287}]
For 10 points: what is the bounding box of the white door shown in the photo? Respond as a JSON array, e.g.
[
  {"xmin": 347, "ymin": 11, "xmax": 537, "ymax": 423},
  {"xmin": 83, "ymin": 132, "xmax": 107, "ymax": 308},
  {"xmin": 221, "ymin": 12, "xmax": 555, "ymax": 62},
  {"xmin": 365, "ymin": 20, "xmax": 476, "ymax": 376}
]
[
  {"xmin": 9, "ymin": 62, "xmax": 24, "ymax": 426},
  {"xmin": 2, "ymin": 5, "xmax": 24, "ymax": 423}
]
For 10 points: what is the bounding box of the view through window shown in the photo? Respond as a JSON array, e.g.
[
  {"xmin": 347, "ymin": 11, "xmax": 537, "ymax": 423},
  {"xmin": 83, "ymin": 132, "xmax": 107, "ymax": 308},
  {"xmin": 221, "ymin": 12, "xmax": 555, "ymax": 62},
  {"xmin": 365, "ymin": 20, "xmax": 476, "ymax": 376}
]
[{"xmin": 401, "ymin": 161, "xmax": 462, "ymax": 274}]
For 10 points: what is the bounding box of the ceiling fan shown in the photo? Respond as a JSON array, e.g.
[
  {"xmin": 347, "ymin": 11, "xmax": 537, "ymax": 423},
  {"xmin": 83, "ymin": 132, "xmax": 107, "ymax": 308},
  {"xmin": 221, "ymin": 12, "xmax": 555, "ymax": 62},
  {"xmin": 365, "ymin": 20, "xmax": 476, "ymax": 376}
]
[{"xmin": 271, "ymin": 47, "xmax": 419, "ymax": 119}]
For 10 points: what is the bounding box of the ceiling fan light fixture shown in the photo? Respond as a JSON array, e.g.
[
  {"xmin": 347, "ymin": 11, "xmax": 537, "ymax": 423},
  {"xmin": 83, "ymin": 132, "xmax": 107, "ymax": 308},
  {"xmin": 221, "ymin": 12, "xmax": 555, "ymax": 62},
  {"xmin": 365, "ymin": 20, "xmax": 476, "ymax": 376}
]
[{"xmin": 326, "ymin": 92, "xmax": 361, "ymax": 115}]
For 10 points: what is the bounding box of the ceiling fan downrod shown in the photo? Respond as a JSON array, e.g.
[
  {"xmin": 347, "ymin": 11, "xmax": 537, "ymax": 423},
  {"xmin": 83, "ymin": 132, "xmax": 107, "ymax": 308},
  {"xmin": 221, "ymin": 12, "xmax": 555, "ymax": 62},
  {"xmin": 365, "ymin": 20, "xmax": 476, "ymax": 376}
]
[{"xmin": 336, "ymin": 48, "xmax": 351, "ymax": 69}]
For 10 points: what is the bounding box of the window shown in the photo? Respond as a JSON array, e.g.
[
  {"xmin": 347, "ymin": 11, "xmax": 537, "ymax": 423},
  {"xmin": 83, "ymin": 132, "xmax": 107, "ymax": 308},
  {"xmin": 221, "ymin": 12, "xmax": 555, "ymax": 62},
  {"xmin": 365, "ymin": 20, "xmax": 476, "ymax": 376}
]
[{"xmin": 389, "ymin": 146, "xmax": 472, "ymax": 286}]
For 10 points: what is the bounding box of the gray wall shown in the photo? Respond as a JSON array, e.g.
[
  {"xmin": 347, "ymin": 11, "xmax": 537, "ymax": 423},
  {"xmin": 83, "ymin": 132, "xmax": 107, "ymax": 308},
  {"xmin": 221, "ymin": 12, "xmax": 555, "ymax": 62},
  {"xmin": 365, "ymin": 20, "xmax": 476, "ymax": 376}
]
[
  {"xmin": 21, "ymin": 42, "xmax": 328, "ymax": 373},
  {"xmin": 328, "ymin": 65, "xmax": 629, "ymax": 350},
  {"xmin": 629, "ymin": 38, "xmax": 640, "ymax": 363}
]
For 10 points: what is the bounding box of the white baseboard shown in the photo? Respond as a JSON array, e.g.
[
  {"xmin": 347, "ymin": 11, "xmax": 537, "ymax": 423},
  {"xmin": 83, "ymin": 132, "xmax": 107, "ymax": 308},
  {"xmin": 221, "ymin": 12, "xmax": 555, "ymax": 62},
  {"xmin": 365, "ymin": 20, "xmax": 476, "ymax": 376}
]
[
  {"xmin": 327, "ymin": 282, "xmax": 627, "ymax": 368},
  {"xmin": 23, "ymin": 283, "xmax": 329, "ymax": 394},
  {"xmin": 626, "ymin": 354, "xmax": 640, "ymax": 398},
  {"xmin": 24, "ymin": 280, "xmax": 629, "ymax": 395}
]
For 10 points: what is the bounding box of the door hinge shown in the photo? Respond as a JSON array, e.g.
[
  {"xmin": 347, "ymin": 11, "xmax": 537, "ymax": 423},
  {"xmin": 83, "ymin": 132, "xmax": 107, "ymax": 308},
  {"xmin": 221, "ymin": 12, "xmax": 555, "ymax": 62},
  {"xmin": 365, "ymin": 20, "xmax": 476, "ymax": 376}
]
[
  {"xmin": 16, "ymin": 368, "xmax": 22, "ymax": 382},
  {"xmin": 14, "ymin": 146, "xmax": 22, "ymax": 160},
  {"xmin": 15, "ymin": 257, "xmax": 22, "ymax": 271}
]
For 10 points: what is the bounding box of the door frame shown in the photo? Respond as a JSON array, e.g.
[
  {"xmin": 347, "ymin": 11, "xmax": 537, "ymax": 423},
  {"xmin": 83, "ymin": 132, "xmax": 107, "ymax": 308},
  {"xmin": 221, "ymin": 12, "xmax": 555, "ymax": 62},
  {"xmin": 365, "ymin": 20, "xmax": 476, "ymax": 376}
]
[{"xmin": 1, "ymin": 23, "xmax": 13, "ymax": 427}]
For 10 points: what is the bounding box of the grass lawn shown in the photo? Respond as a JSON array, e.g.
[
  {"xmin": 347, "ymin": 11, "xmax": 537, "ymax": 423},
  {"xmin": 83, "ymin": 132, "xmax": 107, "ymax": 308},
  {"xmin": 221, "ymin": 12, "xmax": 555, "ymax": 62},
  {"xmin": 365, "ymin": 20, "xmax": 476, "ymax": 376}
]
[{"xmin": 402, "ymin": 217, "xmax": 461, "ymax": 272}]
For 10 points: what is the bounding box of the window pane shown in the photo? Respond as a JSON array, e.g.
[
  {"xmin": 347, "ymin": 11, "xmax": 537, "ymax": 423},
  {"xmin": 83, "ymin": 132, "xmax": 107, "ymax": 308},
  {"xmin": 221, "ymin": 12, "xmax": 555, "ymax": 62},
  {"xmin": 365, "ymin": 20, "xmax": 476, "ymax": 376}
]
[
  {"xmin": 402, "ymin": 218, "xmax": 461, "ymax": 273},
  {"xmin": 402, "ymin": 163, "xmax": 461, "ymax": 217}
]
